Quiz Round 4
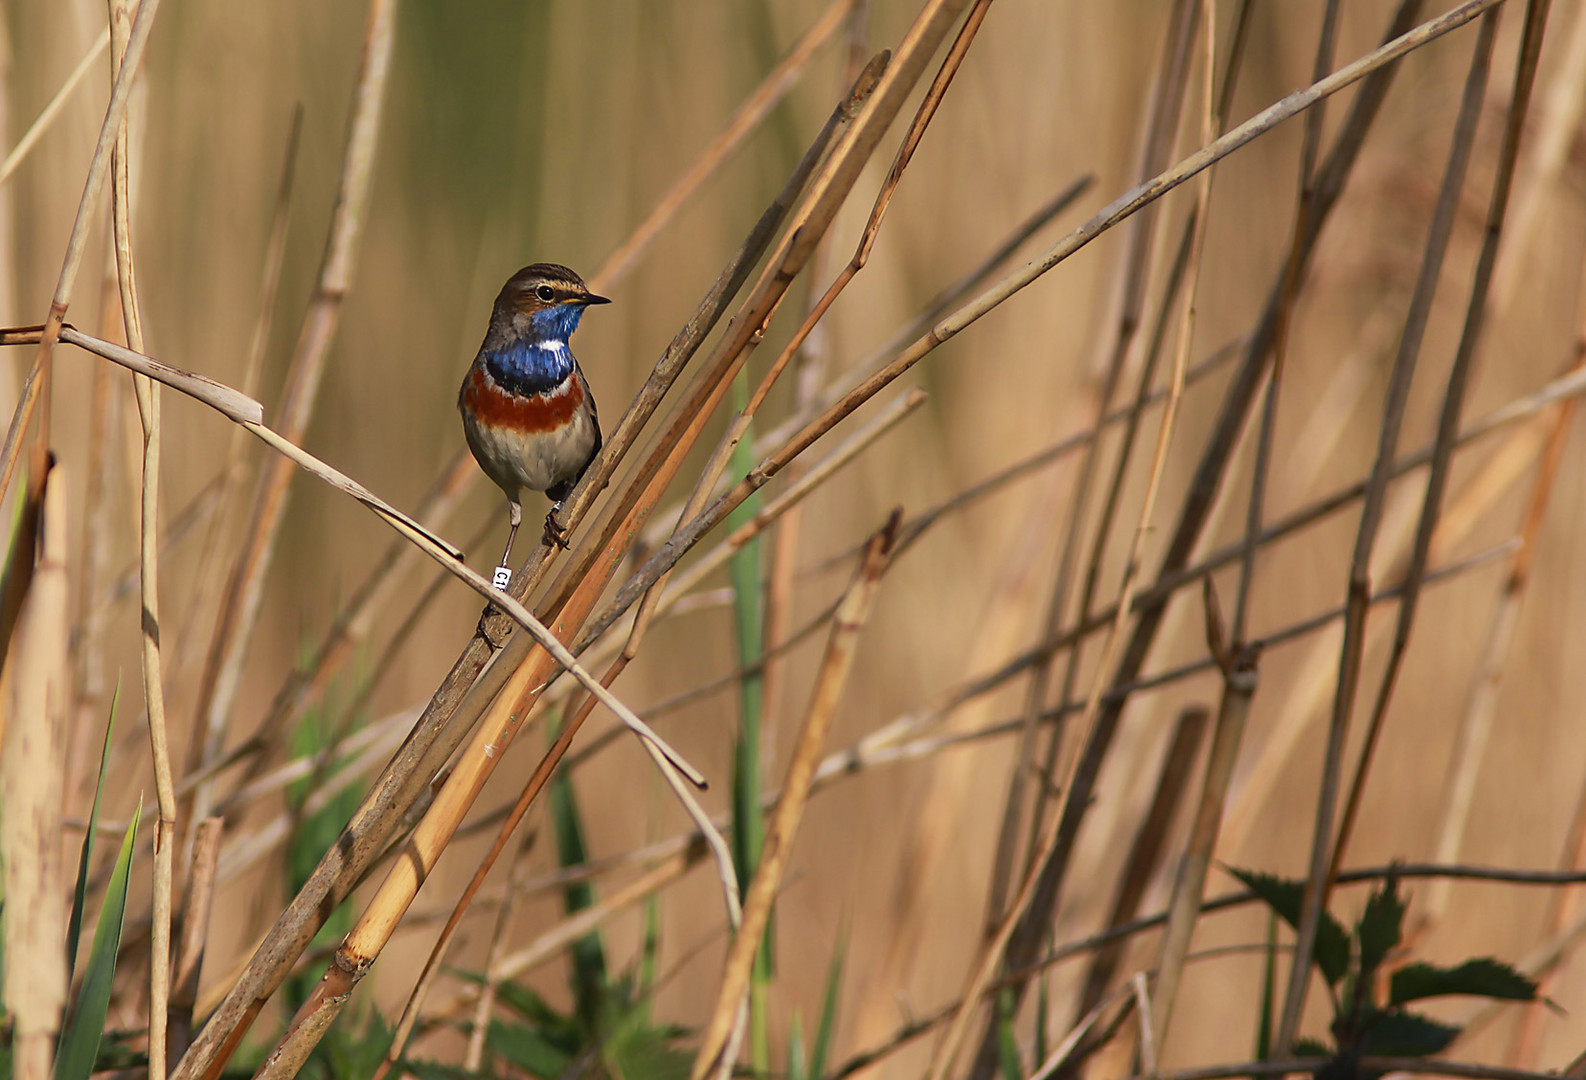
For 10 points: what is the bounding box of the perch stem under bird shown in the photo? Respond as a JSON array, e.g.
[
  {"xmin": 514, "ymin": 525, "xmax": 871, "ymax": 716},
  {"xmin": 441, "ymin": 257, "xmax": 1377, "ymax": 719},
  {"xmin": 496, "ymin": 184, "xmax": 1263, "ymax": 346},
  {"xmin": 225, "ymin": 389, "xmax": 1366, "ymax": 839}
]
[{"xmin": 458, "ymin": 263, "xmax": 609, "ymax": 586}]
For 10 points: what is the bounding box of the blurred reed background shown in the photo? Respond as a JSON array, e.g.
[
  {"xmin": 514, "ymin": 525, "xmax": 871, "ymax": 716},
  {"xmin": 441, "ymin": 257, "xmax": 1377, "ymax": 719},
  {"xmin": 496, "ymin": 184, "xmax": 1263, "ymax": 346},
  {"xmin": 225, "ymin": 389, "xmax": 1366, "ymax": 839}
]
[{"xmin": 3, "ymin": 0, "xmax": 1586, "ymax": 1078}]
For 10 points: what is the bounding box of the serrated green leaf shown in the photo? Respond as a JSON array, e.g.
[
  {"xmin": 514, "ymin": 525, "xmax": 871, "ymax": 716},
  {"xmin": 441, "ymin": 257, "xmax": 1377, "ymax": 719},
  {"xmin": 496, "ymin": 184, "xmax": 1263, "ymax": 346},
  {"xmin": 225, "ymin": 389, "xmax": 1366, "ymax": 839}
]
[
  {"xmin": 1225, "ymin": 866, "xmax": 1351, "ymax": 986},
  {"xmin": 603, "ymin": 1021, "xmax": 692, "ymax": 1080},
  {"xmin": 493, "ymin": 981, "xmax": 582, "ymax": 1049},
  {"xmin": 1293, "ymin": 1037, "xmax": 1334, "ymax": 1057},
  {"xmin": 66, "ymin": 683, "xmax": 118, "ymax": 980},
  {"xmin": 488, "ymin": 1018, "xmax": 575, "ymax": 1077},
  {"xmin": 1389, "ymin": 959, "xmax": 1537, "ymax": 1005},
  {"xmin": 1356, "ymin": 878, "xmax": 1405, "ymax": 990},
  {"xmin": 55, "ymin": 796, "xmax": 139, "ymax": 1080},
  {"xmin": 1359, "ymin": 1011, "xmax": 1459, "ymax": 1057}
]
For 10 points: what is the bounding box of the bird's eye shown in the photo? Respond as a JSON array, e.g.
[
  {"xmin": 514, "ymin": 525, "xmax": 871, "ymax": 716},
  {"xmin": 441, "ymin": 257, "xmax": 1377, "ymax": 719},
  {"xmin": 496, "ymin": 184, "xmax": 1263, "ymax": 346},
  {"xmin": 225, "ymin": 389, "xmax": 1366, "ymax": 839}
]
[{"xmin": 536, "ymin": 285, "xmax": 555, "ymax": 302}]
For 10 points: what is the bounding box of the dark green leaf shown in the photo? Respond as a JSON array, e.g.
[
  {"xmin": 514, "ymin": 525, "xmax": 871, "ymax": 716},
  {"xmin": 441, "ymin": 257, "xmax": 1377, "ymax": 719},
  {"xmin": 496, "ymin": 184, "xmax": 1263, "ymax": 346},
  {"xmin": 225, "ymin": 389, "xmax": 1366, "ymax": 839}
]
[
  {"xmin": 488, "ymin": 1018, "xmax": 575, "ymax": 1077},
  {"xmin": 550, "ymin": 712, "xmax": 607, "ymax": 1022},
  {"xmin": 1359, "ymin": 1011, "xmax": 1459, "ymax": 1057},
  {"xmin": 1389, "ymin": 959, "xmax": 1537, "ymax": 1005},
  {"xmin": 403, "ymin": 1059, "xmax": 488, "ymax": 1080},
  {"xmin": 1257, "ymin": 913, "xmax": 1278, "ymax": 1060},
  {"xmin": 66, "ymin": 684, "xmax": 118, "ymax": 978},
  {"xmin": 1356, "ymin": 877, "xmax": 1405, "ymax": 988},
  {"xmin": 55, "ymin": 797, "xmax": 139, "ymax": 1080},
  {"xmin": 1225, "ymin": 867, "xmax": 1351, "ymax": 986},
  {"xmin": 603, "ymin": 1022, "xmax": 692, "ymax": 1080},
  {"xmin": 493, "ymin": 981, "xmax": 583, "ymax": 1051},
  {"xmin": 996, "ymin": 989, "xmax": 1022, "ymax": 1080}
]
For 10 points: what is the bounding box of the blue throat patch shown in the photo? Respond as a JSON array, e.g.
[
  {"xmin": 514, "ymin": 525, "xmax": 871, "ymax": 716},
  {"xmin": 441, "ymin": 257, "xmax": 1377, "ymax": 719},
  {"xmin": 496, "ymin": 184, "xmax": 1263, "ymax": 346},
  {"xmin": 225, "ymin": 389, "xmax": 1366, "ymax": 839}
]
[{"xmin": 485, "ymin": 304, "xmax": 586, "ymax": 395}]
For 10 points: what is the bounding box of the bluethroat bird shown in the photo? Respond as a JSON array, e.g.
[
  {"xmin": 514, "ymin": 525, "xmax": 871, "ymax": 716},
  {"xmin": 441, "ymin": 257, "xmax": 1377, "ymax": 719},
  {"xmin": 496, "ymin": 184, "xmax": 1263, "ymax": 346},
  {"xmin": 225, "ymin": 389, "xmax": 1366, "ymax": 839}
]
[{"xmin": 459, "ymin": 263, "xmax": 608, "ymax": 583}]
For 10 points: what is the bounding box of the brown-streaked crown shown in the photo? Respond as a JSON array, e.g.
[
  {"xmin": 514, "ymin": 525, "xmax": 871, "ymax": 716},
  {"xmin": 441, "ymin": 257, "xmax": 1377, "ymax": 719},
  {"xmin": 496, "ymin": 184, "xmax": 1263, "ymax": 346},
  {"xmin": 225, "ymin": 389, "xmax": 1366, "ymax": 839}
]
[{"xmin": 494, "ymin": 263, "xmax": 610, "ymax": 315}]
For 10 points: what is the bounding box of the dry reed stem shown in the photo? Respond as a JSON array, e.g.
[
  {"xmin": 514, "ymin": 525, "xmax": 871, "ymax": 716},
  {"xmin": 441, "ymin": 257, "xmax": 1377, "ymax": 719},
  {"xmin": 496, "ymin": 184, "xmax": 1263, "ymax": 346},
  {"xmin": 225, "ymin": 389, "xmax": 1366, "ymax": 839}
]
[
  {"xmin": 1427, "ymin": 363, "xmax": 1579, "ymax": 929},
  {"xmin": 1491, "ymin": 0, "xmax": 1586, "ymax": 310},
  {"xmin": 0, "ymin": 0, "xmax": 160, "ymax": 508},
  {"xmin": 463, "ymin": 835, "xmax": 534, "ymax": 1073},
  {"xmin": 1073, "ymin": 707, "xmax": 1208, "ymax": 1025},
  {"xmin": 185, "ymin": 0, "xmax": 396, "ymax": 834},
  {"xmin": 1238, "ymin": 0, "xmax": 1338, "ymax": 654},
  {"xmin": 991, "ymin": 0, "xmax": 1201, "ymax": 933},
  {"xmin": 692, "ymin": 514, "xmax": 897, "ymax": 1080},
  {"xmin": 0, "ymin": 326, "xmax": 264, "ymax": 423},
  {"xmin": 2, "ymin": 466, "xmax": 67, "ymax": 1080},
  {"xmin": 1149, "ymin": 595, "xmax": 1258, "ymax": 1054},
  {"xmin": 107, "ymin": 2, "xmax": 177, "ymax": 1069},
  {"xmin": 168, "ymin": 817, "xmax": 222, "ymax": 1064},
  {"xmin": 592, "ymin": 0, "xmax": 858, "ymax": 291},
  {"xmin": 0, "ymin": 26, "xmax": 109, "ymax": 186},
  {"xmin": 1277, "ymin": 10, "xmax": 1500, "ymax": 1051},
  {"xmin": 1329, "ymin": 0, "xmax": 1551, "ymax": 884}
]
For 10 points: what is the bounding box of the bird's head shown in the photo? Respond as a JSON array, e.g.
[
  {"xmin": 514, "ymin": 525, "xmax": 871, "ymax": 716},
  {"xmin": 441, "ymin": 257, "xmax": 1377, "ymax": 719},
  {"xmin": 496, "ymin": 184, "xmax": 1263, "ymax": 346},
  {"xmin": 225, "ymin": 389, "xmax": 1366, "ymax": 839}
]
[{"xmin": 493, "ymin": 263, "xmax": 611, "ymax": 342}]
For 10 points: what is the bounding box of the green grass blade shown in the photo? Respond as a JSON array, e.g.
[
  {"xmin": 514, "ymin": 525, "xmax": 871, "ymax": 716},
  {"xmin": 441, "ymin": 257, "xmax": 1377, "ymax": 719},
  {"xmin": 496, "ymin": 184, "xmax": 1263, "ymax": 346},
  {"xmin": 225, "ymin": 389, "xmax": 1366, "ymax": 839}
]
[
  {"xmin": 809, "ymin": 927, "xmax": 846, "ymax": 1080},
  {"xmin": 55, "ymin": 795, "xmax": 140, "ymax": 1080},
  {"xmin": 65, "ymin": 681, "xmax": 118, "ymax": 979},
  {"xmin": 787, "ymin": 1014, "xmax": 808, "ymax": 1080},
  {"xmin": 726, "ymin": 365, "xmax": 771, "ymax": 1075},
  {"xmin": 1256, "ymin": 911, "xmax": 1277, "ymax": 1061}
]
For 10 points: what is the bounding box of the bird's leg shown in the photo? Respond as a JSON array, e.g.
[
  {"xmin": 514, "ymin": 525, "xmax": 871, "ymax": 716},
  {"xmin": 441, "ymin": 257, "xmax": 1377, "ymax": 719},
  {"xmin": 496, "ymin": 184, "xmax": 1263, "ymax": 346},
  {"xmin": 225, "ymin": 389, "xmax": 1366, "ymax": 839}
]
[
  {"xmin": 493, "ymin": 500, "xmax": 522, "ymax": 592},
  {"xmin": 542, "ymin": 501, "xmax": 571, "ymax": 550}
]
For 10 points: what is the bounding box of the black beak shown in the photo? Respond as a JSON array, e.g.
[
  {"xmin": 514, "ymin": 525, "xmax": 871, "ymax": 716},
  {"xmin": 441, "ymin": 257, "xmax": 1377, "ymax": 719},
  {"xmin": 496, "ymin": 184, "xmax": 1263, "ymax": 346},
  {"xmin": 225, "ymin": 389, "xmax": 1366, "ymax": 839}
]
[{"xmin": 583, "ymin": 292, "xmax": 612, "ymax": 306}]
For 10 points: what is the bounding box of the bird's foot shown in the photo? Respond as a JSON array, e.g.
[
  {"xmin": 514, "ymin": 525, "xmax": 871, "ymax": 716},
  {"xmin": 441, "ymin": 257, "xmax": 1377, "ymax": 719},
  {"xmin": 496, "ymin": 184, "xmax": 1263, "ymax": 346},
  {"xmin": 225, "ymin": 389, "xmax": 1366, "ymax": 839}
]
[{"xmin": 542, "ymin": 507, "xmax": 571, "ymax": 550}]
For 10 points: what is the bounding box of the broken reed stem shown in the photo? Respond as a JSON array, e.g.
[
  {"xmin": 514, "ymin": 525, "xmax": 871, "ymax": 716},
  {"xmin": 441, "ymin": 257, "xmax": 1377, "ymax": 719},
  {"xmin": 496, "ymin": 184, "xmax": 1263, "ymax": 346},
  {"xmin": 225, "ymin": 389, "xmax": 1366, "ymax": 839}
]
[
  {"xmin": 2, "ymin": 467, "xmax": 68, "ymax": 1080},
  {"xmin": 1328, "ymin": 0, "xmax": 1552, "ymax": 884},
  {"xmin": 691, "ymin": 514, "xmax": 897, "ymax": 1080},
  {"xmin": 105, "ymin": 2, "xmax": 177, "ymax": 1070},
  {"xmin": 1276, "ymin": 9, "xmax": 1499, "ymax": 1053}
]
